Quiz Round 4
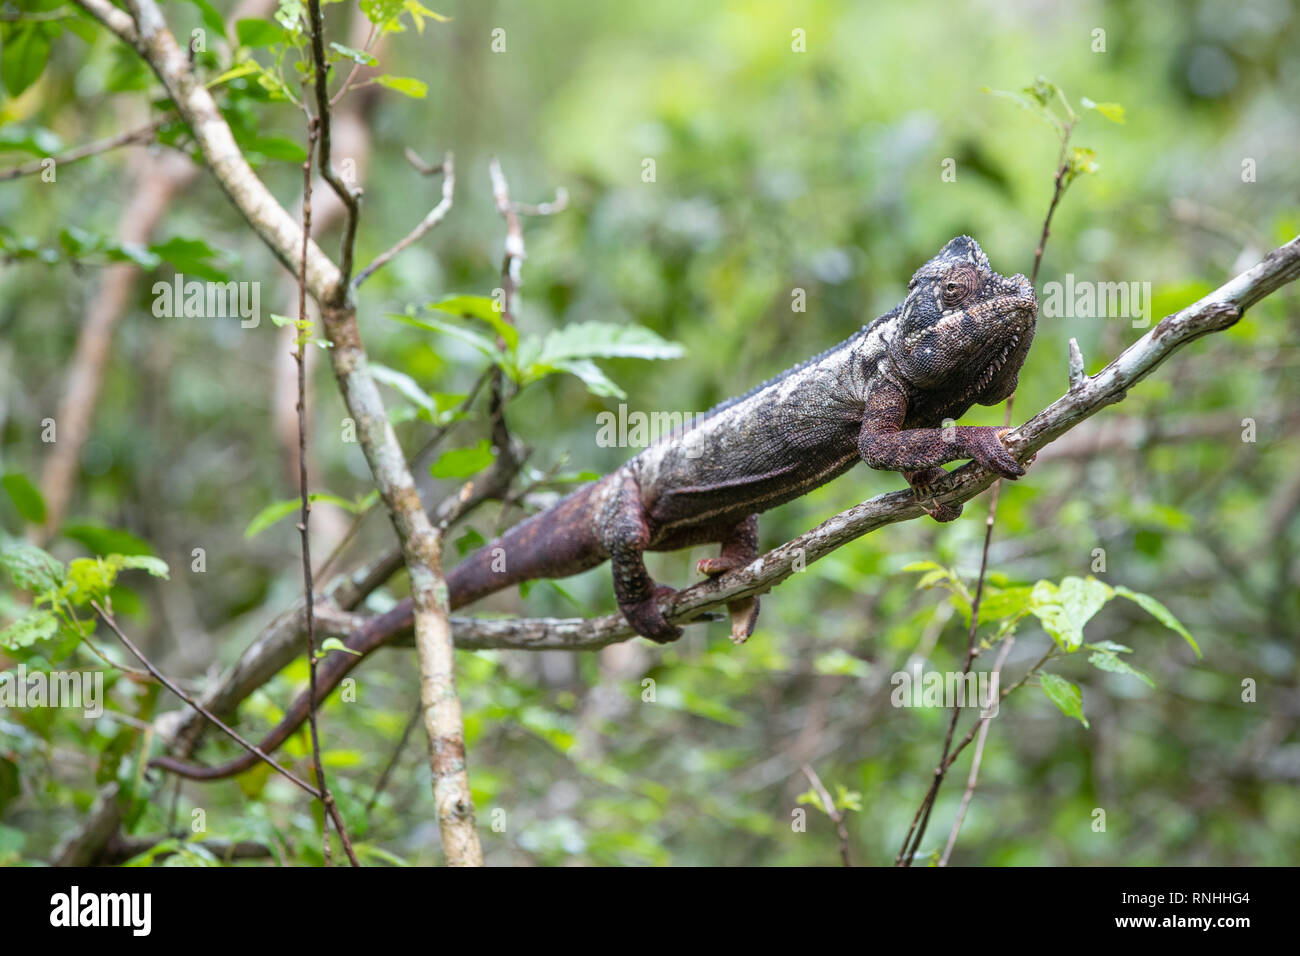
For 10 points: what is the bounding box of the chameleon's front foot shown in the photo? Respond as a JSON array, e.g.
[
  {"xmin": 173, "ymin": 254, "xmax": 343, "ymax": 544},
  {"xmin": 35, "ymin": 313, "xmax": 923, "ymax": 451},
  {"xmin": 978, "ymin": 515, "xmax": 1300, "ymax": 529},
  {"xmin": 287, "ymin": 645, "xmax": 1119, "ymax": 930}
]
[
  {"xmin": 621, "ymin": 585, "xmax": 684, "ymax": 644},
  {"xmin": 965, "ymin": 426, "xmax": 1025, "ymax": 479}
]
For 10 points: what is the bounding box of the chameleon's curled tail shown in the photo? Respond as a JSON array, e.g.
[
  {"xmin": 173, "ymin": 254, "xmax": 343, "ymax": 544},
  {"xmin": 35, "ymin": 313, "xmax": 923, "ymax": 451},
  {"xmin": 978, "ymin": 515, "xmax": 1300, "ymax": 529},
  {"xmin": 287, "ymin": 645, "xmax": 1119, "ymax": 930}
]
[{"xmin": 151, "ymin": 481, "xmax": 609, "ymax": 781}]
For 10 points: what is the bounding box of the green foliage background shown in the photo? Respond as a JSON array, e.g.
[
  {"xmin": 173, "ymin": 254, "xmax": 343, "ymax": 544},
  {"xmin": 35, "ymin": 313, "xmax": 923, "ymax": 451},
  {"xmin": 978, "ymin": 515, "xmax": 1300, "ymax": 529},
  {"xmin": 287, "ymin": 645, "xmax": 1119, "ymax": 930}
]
[{"xmin": 1, "ymin": 0, "xmax": 1298, "ymax": 865}]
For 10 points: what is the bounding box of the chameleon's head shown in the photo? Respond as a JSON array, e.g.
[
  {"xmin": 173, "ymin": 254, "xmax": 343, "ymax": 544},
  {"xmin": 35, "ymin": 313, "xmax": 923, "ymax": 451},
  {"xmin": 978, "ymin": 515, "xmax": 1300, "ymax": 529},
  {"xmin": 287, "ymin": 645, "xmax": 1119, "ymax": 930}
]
[{"xmin": 887, "ymin": 236, "xmax": 1037, "ymax": 406}]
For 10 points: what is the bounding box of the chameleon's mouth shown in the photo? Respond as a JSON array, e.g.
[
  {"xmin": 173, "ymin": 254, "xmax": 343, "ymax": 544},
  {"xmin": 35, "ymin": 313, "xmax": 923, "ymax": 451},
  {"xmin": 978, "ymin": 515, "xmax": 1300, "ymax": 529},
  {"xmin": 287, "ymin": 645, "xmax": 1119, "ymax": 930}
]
[
  {"xmin": 961, "ymin": 294, "xmax": 1035, "ymax": 402},
  {"xmin": 970, "ymin": 332, "xmax": 1022, "ymax": 395}
]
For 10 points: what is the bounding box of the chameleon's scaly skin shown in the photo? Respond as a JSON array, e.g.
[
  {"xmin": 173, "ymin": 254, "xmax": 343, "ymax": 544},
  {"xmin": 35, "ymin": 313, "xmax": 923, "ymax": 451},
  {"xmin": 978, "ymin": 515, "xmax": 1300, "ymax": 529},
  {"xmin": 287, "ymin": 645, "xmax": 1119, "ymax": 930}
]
[
  {"xmin": 455, "ymin": 234, "xmax": 1037, "ymax": 641},
  {"xmin": 153, "ymin": 236, "xmax": 1036, "ymax": 780}
]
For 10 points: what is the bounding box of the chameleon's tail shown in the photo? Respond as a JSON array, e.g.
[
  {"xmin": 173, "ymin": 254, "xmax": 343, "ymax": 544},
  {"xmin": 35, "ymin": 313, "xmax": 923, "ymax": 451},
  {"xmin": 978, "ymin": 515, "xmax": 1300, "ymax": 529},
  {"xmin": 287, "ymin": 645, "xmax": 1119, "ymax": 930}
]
[
  {"xmin": 151, "ymin": 480, "xmax": 609, "ymax": 781},
  {"xmin": 446, "ymin": 479, "xmax": 608, "ymax": 608}
]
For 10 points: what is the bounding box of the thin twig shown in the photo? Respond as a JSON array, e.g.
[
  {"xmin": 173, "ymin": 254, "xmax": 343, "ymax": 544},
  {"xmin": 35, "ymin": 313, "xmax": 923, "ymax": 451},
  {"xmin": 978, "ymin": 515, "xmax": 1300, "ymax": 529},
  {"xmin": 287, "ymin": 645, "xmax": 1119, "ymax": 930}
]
[
  {"xmin": 90, "ymin": 600, "xmax": 322, "ymax": 799},
  {"xmin": 0, "ymin": 114, "xmax": 173, "ymax": 181},
  {"xmin": 328, "ymin": 20, "xmax": 377, "ymax": 106},
  {"xmin": 898, "ymin": 115, "xmax": 1079, "ymax": 865},
  {"xmin": 488, "ymin": 157, "xmax": 524, "ymax": 323},
  {"xmin": 801, "ymin": 764, "xmax": 852, "ymax": 867},
  {"xmin": 294, "ymin": 116, "xmax": 360, "ymax": 868},
  {"xmin": 352, "ymin": 150, "xmax": 454, "ymax": 288},
  {"xmin": 306, "ymin": 0, "xmax": 360, "ymax": 294},
  {"xmin": 939, "ymin": 635, "xmax": 1016, "ymax": 866}
]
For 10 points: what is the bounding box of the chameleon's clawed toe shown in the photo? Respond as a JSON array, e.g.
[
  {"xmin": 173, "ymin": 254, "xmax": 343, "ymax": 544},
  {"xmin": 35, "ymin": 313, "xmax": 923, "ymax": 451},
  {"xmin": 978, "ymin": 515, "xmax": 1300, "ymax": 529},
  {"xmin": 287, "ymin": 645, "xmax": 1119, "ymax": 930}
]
[
  {"xmin": 697, "ymin": 556, "xmax": 733, "ymax": 576},
  {"xmin": 919, "ymin": 498, "xmax": 963, "ymax": 522},
  {"xmin": 622, "ymin": 586, "xmax": 683, "ymax": 644}
]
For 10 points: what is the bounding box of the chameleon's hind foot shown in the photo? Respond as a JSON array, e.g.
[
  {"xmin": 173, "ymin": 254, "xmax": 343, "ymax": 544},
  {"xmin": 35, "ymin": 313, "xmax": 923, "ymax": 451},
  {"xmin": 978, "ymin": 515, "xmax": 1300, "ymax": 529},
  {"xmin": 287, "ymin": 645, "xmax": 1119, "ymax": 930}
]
[
  {"xmin": 621, "ymin": 585, "xmax": 683, "ymax": 644},
  {"xmin": 904, "ymin": 467, "xmax": 963, "ymax": 523}
]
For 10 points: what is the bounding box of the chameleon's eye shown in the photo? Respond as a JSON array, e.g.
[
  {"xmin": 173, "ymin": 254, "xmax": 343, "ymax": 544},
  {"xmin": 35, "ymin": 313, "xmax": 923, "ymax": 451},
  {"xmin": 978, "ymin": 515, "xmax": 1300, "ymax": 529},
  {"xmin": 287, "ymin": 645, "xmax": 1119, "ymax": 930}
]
[{"xmin": 941, "ymin": 265, "xmax": 977, "ymax": 307}]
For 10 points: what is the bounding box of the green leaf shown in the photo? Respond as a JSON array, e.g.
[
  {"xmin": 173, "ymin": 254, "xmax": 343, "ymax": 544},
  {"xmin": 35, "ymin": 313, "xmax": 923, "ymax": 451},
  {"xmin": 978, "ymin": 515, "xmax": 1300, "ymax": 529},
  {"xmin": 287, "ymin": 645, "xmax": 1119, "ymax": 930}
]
[
  {"xmin": 913, "ymin": 569, "xmax": 951, "ymax": 590},
  {"xmin": 2, "ymin": 473, "xmax": 46, "ymax": 524},
  {"xmin": 901, "ymin": 560, "xmax": 946, "ymax": 573},
  {"xmin": 244, "ymin": 500, "xmax": 300, "ymax": 538},
  {"xmin": 210, "ymin": 61, "xmax": 261, "ymax": 86},
  {"xmin": 247, "ymin": 135, "xmax": 308, "ymax": 163},
  {"xmin": 68, "ymin": 557, "xmax": 116, "ymax": 601},
  {"xmin": 369, "ymin": 363, "xmax": 437, "ymax": 415},
  {"xmin": 1040, "ymin": 673, "xmax": 1088, "ymax": 727},
  {"xmin": 244, "ymin": 494, "xmax": 358, "ymax": 538},
  {"xmin": 538, "ymin": 321, "xmax": 685, "ymax": 365},
  {"xmin": 330, "ymin": 41, "xmax": 377, "ymax": 65},
  {"xmin": 0, "ymin": 610, "xmax": 58, "ymax": 649},
  {"xmin": 1066, "ymin": 146, "xmax": 1098, "ymax": 184},
  {"xmin": 455, "ymin": 527, "xmax": 486, "ymax": 556},
  {"xmin": 1088, "ymin": 650, "xmax": 1155, "ymax": 688},
  {"xmin": 148, "ymin": 237, "xmax": 228, "ymax": 282},
  {"xmin": 0, "ymin": 541, "xmax": 64, "ymax": 593},
  {"xmin": 387, "ymin": 312, "xmax": 502, "ymax": 364},
  {"xmin": 813, "ymin": 648, "xmax": 870, "ymax": 677},
  {"xmin": 360, "ymin": 0, "xmax": 404, "ymax": 26},
  {"xmin": 274, "ymin": 0, "xmax": 305, "ymax": 34},
  {"xmin": 403, "ymin": 0, "xmax": 449, "ymax": 33},
  {"xmin": 428, "ymin": 295, "xmax": 518, "ymax": 352},
  {"xmin": 117, "ymin": 555, "xmax": 170, "ymax": 580},
  {"xmin": 973, "ymin": 585, "xmax": 1035, "ymax": 626},
  {"xmin": 550, "ymin": 359, "xmax": 625, "ymax": 399},
  {"xmin": 430, "ymin": 440, "xmax": 495, "ymax": 479},
  {"xmin": 1080, "ymin": 96, "xmax": 1126, "ymax": 123},
  {"xmin": 1030, "ymin": 575, "xmax": 1111, "ymax": 650},
  {"xmin": 319, "ymin": 637, "xmax": 362, "ymax": 657},
  {"xmin": 375, "ymin": 74, "xmax": 428, "ymax": 98},
  {"xmin": 183, "ymin": 0, "xmax": 227, "ymax": 37},
  {"xmin": 235, "ymin": 18, "xmax": 284, "ymax": 48},
  {"xmin": 1114, "ymin": 586, "xmax": 1200, "ymax": 657},
  {"xmin": 1, "ymin": 25, "xmax": 52, "ymax": 98},
  {"xmin": 62, "ymin": 524, "xmax": 154, "ymax": 557}
]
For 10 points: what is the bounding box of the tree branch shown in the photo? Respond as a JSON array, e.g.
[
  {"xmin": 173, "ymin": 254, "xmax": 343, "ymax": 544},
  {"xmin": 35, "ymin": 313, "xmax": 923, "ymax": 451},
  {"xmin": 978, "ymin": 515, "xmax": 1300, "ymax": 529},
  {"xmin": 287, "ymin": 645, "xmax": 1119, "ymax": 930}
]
[
  {"xmin": 306, "ymin": 0, "xmax": 360, "ymax": 293},
  {"xmin": 421, "ymin": 233, "xmax": 1300, "ymax": 647},
  {"xmin": 352, "ymin": 150, "xmax": 454, "ymax": 288},
  {"xmin": 0, "ymin": 114, "xmax": 173, "ymax": 181},
  {"xmin": 72, "ymin": 0, "xmax": 342, "ymax": 300}
]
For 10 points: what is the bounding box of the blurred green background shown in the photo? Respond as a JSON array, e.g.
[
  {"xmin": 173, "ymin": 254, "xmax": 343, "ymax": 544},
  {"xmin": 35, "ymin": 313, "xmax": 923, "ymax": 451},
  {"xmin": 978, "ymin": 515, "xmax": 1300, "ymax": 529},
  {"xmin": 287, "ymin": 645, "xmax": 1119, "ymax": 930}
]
[{"xmin": 1, "ymin": 0, "xmax": 1298, "ymax": 865}]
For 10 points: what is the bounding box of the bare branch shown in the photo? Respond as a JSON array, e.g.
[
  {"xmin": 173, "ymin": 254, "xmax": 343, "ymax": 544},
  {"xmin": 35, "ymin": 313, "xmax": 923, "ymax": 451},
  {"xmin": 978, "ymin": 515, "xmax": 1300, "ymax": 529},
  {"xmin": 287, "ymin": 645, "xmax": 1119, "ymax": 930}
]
[
  {"xmin": 352, "ymin": 150, "xmax": 455, "ymax": 289},
  {"xmin": 801, "ymin": 764, "xmax": 852, "ymax": 867},
  {"xmin": 0, "ymin": 114, "xmax": 173, "ymax": 181},
  {"xmin": 1067, "ymin": 337, "xmax": 1088, "ymax": 391},
  {"xmin": 513, "ymin": 186, "xmax": 569, "ymax": 217},
  {"xmin": 293, "ymin": 116, "xmax": 360, "ymax": 868},
  {"xmin": 306, "ymin": 0, "xmax": 361, "ymax": 293},
  {"xmin": 92, "ymin": 601, "xmax": 323, "ymax": 799},
  {"xmin": 939, "ymin": 635, "xmax": 1017, "ymax": 866}
]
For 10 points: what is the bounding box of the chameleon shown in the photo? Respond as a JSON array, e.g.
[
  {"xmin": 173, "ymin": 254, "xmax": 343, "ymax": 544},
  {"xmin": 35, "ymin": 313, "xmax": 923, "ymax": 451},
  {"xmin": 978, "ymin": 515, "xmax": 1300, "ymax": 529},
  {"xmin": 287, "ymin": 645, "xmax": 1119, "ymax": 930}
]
[{"xmin": 154, "ymin": 235, "xmax": 1037, "ymax": 779}]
